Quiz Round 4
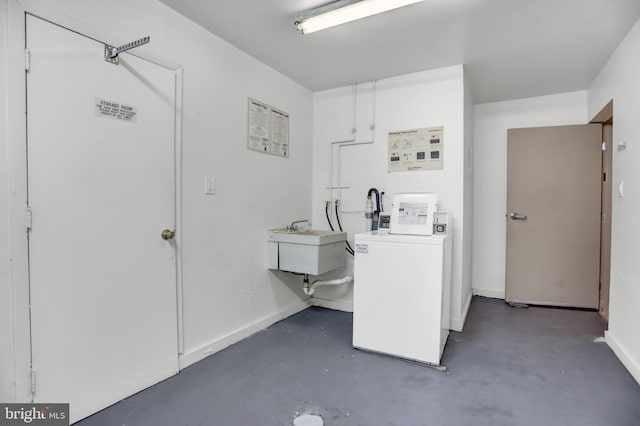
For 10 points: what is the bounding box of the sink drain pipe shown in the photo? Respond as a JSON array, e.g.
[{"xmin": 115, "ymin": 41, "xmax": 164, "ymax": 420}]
[{"xmin": 303, "ymin": 275, "xmax": 353, "ymax": 296}]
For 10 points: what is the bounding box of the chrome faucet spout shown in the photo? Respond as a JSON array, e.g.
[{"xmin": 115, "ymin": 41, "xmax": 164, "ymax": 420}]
[{"xmin": 287, "ymin": 219, "xmax": 311, "ymax": 231}]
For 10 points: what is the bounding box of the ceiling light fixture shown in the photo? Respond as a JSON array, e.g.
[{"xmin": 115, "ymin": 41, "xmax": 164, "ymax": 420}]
[{"xmin": 295, "ymin": 0, "xmax": 425, "ymax": 34}]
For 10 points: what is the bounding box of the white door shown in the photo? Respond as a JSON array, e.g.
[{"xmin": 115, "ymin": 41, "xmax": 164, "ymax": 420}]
[
  {"xmin": 26, "ymin": 15, "xmax": 178, "ymax": 422},
  {"xmin": 505, "ymin": 124, "xmax": 602, "ymax": 308}
]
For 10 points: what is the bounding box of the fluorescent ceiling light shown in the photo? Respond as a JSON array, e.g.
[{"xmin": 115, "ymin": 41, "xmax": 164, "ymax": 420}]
[{"xmin": 295, "ymin": 0, "xmax": 425, "ymax": 34}]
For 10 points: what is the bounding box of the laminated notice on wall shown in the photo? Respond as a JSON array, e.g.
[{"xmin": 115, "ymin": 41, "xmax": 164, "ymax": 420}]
[
  {"xmin": 247, "ymin": 98, "xmax": 289, "ymax": 157},
  {"xmin": 388, "ymin": 126, "xmax": 443, "ymax": 172}
]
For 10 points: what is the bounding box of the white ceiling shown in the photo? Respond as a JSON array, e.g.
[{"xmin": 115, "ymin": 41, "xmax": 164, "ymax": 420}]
[{"xmin": 158, "ymin": 0, "xmax": 640, "ymax": 104}]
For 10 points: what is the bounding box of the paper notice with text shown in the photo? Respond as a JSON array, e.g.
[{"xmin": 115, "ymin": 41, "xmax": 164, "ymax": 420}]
[{"xmin": 248, "ymin": 98, "xmax": 289, "ymax": 157}]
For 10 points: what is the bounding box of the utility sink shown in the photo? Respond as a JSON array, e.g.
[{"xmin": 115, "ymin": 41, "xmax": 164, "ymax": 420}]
[
  {"xmin": 268, "ymin": 228, "xmax": 347, "ymax": 245},
  {"xmin": 267, "ymin": 228, "xmax": 347, "ymax": 275}
]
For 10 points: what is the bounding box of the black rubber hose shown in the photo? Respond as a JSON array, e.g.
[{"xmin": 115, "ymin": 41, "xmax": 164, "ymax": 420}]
[
  {"xmin": 325, "ymin": 202, "xmax": 335, "ymax": 231},
  {"xmin": 345, "ymin": 244, "xmax": 354, "ymax": 256},
  {"xmin": 367, "ymin": 188, "xmax": 381, "ymax": 213},
  {"xmin": 326, "ymin": 202, "xmax": 353, "ymax": 254},
  {"xmin": 335, "ymin": 202, "xmax": 355, "ymax": 256}
]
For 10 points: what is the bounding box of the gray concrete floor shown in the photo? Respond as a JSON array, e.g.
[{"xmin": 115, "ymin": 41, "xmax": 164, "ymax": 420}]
[{"xmin": 78, "ymin": 297, "xmax": 640, "ymax": 425}]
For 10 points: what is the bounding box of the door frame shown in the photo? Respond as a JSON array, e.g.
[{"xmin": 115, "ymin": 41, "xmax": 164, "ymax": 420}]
[
  {"xmin": 5, "ymin": 1, "xmax": 184, "ymax": 402},
  {"xmin": 590, "ymin": 100, "xmax": 614, "ymax": 320}
]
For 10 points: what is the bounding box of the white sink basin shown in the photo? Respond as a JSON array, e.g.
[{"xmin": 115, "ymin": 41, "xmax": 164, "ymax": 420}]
[
  {"xmin": 267, "ymin": 228, "xmax": 347, "ymax": 275},
  {"xmin": 268, "ymin": 228, "xmax": 347, "ymax": 245}
]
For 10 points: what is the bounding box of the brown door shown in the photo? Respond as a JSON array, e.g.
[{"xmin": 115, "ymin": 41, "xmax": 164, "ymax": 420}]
[{"xmin": 506, "ymin": 124, "xmax": 602, "ymax": 308}]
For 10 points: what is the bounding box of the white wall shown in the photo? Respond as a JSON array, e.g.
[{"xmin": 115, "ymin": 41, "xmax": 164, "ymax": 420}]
[
  {"xmin": 588, "ymin": 18, "xmax": 640, "ymax": 384},
  {"xmin": 472, "ymin": 91, "xmax": 588, "ymax": 299},
  {"xmin": 462, "ymin": 67, "xmax": 474, "ymax": 317},
  {"xmin": 2, "ymin": 0, "xmax": 313, "ymax": 401},
  {"xmin": 0, "ymin": 0, "xmax": 14, "ymax": 402},
  {"xmin": 311, "ymin": 66, "xmax": 473, "ymax": 331}
]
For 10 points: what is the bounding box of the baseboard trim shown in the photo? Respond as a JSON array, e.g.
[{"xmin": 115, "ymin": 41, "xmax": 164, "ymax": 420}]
[
  {"xmin": 472, "ymin": 288, "xmax": 505, "ymax": 299},
  {"xmin": 310, "ymin": 297, "xmax": 353, "ymax": 312},
  {"xmin": 605, "ymin": 330, "xmax": 640, "ymax": 386},
  {"xmin": 178, "ymin": 299, "xmax": 310, "ymax": 370},
  {"xmin": 450, "ymin": 292, "xmax": 472, "ymax": 332}
]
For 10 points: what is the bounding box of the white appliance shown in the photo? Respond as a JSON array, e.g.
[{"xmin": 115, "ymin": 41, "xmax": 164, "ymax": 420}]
[{"xmin": 353, "ymin": 231, "xmax": 452, "ymax": 365}]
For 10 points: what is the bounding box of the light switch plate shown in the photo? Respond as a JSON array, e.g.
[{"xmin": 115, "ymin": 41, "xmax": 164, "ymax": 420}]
[
  {"xmin": 204, "ymin": 176, "xmax": 215, "ymax": 195},
  {"xmin": 618, "ymin": 180, "xmax": 624, "ymax": 198}
]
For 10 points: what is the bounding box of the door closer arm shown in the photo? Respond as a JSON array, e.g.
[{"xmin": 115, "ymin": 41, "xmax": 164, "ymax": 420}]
[{"xmin": 104, "ymin": 36, "xmax": 150, "ymax": 65}]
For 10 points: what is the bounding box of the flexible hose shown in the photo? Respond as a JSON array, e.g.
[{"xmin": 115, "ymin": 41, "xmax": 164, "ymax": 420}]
[
  {"xmin": 325, "ymin": 201, "xmax": 336, "ymax": 231},
  {"xmin": 335, "ymin": 202, "xmax": 355, "ymax": 255},
  {"xmin": 328, "ymin": 201, "xmax": 353, "ymax": 255},
  {"xmin": 367, "ymin": 188, "xmax": 381, "ymax": 214}
]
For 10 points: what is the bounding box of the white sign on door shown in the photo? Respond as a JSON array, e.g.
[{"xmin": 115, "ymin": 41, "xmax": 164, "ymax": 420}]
[{"xmin": 95, "ymin": 98, "xmax": 138, "ymax": 123}]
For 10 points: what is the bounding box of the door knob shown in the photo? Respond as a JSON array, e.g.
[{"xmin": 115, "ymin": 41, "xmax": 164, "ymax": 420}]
[
  {"xmin": 161, "ymin": 229, "xmax": 176, "ymax": 240},
  {"xmin": 509, "ymin": 212, "xmax": 527, "ymax": 220}
]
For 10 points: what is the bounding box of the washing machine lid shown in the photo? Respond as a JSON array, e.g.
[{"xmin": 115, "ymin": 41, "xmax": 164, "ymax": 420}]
[{"xmin": 354, "ymin": 231, "xmax": 447, "ymax": 245}]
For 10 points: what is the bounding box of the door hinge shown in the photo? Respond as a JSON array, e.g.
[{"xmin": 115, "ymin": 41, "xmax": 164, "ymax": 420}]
[
  {"xmin": 26, "ymin": 206, "xmax": 32, "ymax": 233},
  {"xmin": 31, "ymin": 370, "xmax": 36, "ymax": 396},
  {"xmin": 601, "ymin": 141, "xmax": 607, "ymax": 151},
  {"xmin": 601, "ymin": 212, "xmax": 605, "ymax": 223},
  {"xmin": 25, "ymin": 48, "xmax": 31, "ymax": 72}
]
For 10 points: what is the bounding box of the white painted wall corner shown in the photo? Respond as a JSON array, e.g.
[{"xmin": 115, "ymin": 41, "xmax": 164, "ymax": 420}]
[
  {"xmin": 605, "ymin": 330, "xmax": 640, "ymax": 386},
  {"xmin": 472, "ymin": 287, "xmax": 505, "ymax": 300},
  {"xmin": 178, "ymin": 299, "xmax": 310, "ymax": 370},
  {"xmin": 311, "ymin": 297, "xmax": 354, "ymax": 312},
  {"xmin": 450, "ymin": 291, "xmax": 473, "ymax": 332}
]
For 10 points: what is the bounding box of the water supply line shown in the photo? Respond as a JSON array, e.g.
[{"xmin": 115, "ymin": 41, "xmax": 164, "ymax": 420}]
[
  {"xmin": 325, "ymin": 201, "xmax": 336, "ymax": 231},
  {"xmin": 365, "ymin": 195, "xmax": 373, "ymax": 231},
  {"xmin": 325, "ymin": 201, "xmax": 354, "ymax": 255},
  {"xmin": 334, "ymin": 200, "xmax": 355, "ymax": 255},
  {"xmin": 303, "ymin": 275, "xmax": 354, "ymax": 296},
  {"xmin": 366, "ymin": 187, "xmax": 382, "ymax": 231},
  {"xmin": 368, "ymin": 188, "xmax": 382, "ymax": 213},
  {"xmin": 328, "ymin": 81, "xmax": 377, "ymax": 204}
]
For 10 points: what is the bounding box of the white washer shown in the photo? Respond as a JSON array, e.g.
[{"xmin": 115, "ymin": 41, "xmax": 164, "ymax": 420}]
[{"xmin": 353, "ymin": 231, "xmax": 452, "ymax": 365}]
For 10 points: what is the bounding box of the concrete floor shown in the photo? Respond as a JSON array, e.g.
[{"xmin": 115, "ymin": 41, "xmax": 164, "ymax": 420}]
[{"xmin": 78, "ymin": 297, "xmax": 640, "ymax": 426}]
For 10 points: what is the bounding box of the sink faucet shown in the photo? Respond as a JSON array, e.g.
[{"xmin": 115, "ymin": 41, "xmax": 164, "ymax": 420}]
[{"xmin": 286, "ymin": 219, "xmax": 311, "ymax": 232}]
